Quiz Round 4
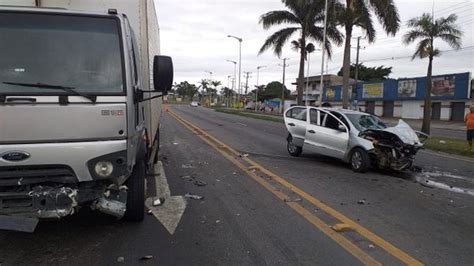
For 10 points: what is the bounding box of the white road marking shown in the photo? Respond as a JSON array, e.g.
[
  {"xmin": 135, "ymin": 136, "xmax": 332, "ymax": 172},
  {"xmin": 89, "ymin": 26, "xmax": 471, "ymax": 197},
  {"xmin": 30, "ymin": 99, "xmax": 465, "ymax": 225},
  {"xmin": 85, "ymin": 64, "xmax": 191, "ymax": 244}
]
[
  {"xmin": 420, "ymin": 150, "xmax": 474, "ymax": 163},
  {"xmin": 145, "ymin": 161, "xmax": 187, "ymax": 235}
]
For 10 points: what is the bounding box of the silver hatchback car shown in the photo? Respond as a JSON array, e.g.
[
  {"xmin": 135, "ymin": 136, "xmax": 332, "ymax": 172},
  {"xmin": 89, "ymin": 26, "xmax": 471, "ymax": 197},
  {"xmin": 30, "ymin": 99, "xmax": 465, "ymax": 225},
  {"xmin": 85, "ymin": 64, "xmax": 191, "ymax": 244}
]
[{"xmin": 284, "ymin": 106, "xmax": 428, "ymax": 172}]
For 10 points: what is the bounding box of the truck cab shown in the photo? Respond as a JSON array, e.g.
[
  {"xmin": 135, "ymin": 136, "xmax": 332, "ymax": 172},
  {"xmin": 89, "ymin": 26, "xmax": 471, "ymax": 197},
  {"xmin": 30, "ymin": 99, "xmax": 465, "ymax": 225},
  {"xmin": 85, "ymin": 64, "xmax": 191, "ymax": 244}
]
[{"xmin": 0, "ymin": 2, "xmax": 173, "ymax": 230}]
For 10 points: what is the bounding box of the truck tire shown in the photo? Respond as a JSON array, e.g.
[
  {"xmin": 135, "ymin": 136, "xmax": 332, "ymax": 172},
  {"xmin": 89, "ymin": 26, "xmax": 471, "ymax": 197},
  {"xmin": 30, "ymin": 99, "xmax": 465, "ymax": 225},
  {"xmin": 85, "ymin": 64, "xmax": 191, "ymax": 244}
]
[
  {"xmin": 124, "ymin": 160, "xmax": 145, "ymax": 221},
  {"xmin": 350, "ymin": 148, "xmax": 371, "ymax": 173},
  {"xmin": 287, "ymin": 136, "xmax": 302, "ymax": 157}
]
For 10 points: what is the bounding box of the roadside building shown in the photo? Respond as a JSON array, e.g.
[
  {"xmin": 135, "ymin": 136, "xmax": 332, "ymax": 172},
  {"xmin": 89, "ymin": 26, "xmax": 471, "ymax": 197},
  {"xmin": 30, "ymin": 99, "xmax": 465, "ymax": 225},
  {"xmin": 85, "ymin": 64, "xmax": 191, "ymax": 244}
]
[
  {"xmin": 291, "ymin": 74, "xmax": 359, "ymax": 104},
  {"xmin": 318, "ymin": 72, "xmax": 472, "ymax": 121}
]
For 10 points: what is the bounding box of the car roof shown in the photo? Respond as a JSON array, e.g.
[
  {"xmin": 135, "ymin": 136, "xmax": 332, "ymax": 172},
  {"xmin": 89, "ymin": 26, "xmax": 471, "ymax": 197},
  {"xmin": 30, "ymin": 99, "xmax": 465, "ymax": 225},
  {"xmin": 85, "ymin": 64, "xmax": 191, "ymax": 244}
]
[{"xmin": 289, "ymin": 106, "xmax": 369, "ymax": 116}]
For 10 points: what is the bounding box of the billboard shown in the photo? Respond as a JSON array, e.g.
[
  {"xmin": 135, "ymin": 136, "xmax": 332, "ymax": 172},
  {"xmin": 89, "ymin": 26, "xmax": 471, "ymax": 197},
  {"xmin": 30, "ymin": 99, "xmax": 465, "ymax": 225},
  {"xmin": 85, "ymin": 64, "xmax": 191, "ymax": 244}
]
[
  {"xmin": 363, "ymin": 83, "xmax": 383, "ymax": 98},
  {"xmin": 398, "ymin": 79, "xmax": 417, "ymax": 97},
  {"xmin": 325, "ymin": 88, "xmax": 336, "ymax": 100},
  {"xmin": 431, "ymin": 76, "xmax": 455, "ymax": 96}
]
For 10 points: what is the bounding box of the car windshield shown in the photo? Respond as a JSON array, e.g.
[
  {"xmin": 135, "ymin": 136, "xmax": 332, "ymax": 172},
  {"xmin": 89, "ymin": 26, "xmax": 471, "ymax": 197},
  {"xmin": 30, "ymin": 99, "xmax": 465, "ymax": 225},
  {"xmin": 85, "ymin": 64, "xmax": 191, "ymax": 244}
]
[
  {"xmin": 345, "ymin": 113, "xmax": 387, "ymax": 131},
  {"xmin": 0, "ymin": 12, "xmax": 123, "ymax": 95}
]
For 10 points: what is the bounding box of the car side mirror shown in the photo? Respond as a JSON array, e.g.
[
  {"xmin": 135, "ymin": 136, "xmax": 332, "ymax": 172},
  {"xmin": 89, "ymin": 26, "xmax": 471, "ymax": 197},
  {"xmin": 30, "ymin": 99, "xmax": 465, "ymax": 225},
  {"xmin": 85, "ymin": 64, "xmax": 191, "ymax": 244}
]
[
  {"xmin": 338, "ymin": 124, "xmax": 347, "ymax": 132},
  {"xmin": 153, "ymin": 55, "xmax": 174, "ymax": 94}
]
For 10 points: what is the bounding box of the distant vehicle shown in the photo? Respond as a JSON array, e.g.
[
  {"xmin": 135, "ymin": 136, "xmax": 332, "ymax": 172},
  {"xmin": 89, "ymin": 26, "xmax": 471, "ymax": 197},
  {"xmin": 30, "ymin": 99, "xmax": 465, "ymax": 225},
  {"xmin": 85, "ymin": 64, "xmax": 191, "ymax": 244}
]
[
  {"xmin": 284, "ymin": 106, "xmax": 428, "ymax": 172},
  {"xmin": 190, "ymin": 101, "xmax": 199, "ymax": 107}
]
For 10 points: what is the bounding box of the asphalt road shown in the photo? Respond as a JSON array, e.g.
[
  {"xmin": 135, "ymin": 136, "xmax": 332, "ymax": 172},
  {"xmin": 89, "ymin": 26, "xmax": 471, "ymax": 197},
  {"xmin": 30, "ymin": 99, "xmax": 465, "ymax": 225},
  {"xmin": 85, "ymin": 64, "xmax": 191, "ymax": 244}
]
[{"xmin": 0, "ymin": 105, "xmax": 472, "ymax": 265}]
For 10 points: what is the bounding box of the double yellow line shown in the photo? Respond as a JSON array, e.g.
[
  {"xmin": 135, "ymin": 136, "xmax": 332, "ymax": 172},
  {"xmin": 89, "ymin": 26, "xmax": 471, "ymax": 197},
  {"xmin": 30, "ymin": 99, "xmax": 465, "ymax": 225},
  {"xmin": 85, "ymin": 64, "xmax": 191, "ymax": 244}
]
[{"xmin": 168, "ymin": 109, "xmax": 423, "ymax": 266}]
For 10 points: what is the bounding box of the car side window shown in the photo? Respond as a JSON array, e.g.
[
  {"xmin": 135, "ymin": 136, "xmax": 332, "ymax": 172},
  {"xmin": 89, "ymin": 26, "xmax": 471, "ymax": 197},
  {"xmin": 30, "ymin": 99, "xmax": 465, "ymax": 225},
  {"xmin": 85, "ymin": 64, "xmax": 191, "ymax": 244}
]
[
  {"xmin": 320, "ymin": 110, "xmax": 343, "ymax": 130},
  {"xmin": 330, "ymin": 111, "xmax": 350, "ymax": 129},
  {"xmin": 310, "ymin": 109, "xmax": 318, "ymax": 125},
  {"xmin": 287, "ymin": 107, "xmax": 307, "ymax": 122}
]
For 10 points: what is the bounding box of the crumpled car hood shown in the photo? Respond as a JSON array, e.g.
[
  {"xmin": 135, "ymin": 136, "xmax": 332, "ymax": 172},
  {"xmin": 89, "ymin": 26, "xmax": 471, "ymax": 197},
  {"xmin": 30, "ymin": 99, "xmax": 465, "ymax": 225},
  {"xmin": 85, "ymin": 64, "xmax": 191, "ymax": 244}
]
[{"xmin": 380, "ymin": 120, "xmax": 422, "ymax": 146}]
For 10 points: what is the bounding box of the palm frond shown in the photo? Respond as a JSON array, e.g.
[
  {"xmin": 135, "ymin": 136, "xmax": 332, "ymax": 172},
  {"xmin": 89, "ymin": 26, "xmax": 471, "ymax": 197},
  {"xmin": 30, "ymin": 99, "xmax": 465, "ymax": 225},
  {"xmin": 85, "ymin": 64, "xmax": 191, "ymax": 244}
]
[
  {"xmin": 403, "ymin": 30, "xmax": 429, "ymax": 45},
  {"xmin": 259, "ymin": 10, "xmax": 301, "ymax": 29},
  {"xmin": 411, "ymin": 38, "xmax": 431, "ymax": 60},
  {"xmin": 259, "ymin": 27, "xmax": 299, "ymax": 56},
  {"xmin": 368, "ymin": 0, "xmax": 400, "ymax": 35},
  {"xmin": 438, "ymin": 33, "xmax": 462, "ymax": 49}
]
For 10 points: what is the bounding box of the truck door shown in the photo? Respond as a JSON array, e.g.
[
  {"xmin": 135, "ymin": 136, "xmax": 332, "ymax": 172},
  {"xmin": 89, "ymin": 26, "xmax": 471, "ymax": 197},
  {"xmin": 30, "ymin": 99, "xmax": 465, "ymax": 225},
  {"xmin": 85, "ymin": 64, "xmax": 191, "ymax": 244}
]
[{"xmin": 304, "ymin": 109, "xmax": 349, "ymax": 159}]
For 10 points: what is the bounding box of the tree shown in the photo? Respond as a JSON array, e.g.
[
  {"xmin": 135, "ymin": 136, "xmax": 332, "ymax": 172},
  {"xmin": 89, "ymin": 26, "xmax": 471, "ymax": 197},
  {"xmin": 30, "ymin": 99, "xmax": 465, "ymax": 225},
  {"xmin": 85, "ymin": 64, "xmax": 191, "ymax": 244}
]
[
  {"xmin": 258, "ymin": 0, "xmax": 342, "ymax": 105},
  {"xmin": 335, "ymin": 0, "xmax": 400, "ymax": 108},
  {"xmin": 261, "ymin": 81, "xmax": 291, "ymax": 100},
  {"xmin": 337, "ymin": 64, "xmax": 392, "ymax": 81},
  {"xmin": 403, "ymin": 13, "xmax": 462, "ymax": 134},
  {"xmin": 174, "ymin": 81, "xmax": 198, "ymax": 100}
]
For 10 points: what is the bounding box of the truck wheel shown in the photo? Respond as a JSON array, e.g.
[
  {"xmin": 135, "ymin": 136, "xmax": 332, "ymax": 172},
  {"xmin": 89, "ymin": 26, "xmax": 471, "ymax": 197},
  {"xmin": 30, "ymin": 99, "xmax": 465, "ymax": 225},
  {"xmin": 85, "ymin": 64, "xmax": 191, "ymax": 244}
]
[
  {"xmin": 350, "ymin": 148, "xmax": 371, "ymax": 173},
  {"xmin": 124, "ymin": 160, "xmax": 145, "ymax": 221},
  {"xmin": 287, "ymin": 136, "xmax": 302, "ymax": 157}
]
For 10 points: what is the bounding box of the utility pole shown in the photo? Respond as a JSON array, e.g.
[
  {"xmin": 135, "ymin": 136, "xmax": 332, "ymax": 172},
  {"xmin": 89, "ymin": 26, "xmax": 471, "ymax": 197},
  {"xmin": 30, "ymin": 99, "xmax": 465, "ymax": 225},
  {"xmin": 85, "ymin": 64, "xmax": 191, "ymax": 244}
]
[
  {"xmin": 317, "ymin": 0, "xmax": 329, "ymax": 106},
  {"xmin": 355, "ymin": 36, "xmax": 361, "ymax": 82},
  {"xmin": 255, "ymin": 65, "xmax": 266, "ymax": 111},
  {"xmin": 244, "ymin": 71, "xmax": 252, "ymax": 95},
  {"xmin": 280, "ymin": 58, "xmax": 289, "ymax": 113}
]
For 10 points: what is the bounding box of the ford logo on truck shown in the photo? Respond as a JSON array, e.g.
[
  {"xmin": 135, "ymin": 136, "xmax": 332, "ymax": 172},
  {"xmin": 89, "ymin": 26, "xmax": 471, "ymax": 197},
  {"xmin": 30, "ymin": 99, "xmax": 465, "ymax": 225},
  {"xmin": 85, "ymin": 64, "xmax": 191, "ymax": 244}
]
[{"xmin": 1, "ymin": 151, "xmax": 31, "ymax": 162}]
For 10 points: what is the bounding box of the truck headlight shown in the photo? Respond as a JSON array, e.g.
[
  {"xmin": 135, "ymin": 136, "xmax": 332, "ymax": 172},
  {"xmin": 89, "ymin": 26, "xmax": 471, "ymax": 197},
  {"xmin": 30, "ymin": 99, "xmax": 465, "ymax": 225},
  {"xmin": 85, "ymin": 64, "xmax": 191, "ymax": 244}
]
[{"xmin": 94, "ymin": 161, "xmax": 114, "ymax": 177}]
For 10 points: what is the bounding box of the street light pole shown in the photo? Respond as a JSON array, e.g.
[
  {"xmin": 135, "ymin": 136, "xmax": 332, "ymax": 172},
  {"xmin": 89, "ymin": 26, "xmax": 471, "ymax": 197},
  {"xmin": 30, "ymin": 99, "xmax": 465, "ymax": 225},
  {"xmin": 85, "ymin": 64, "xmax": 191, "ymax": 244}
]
[
  {"xmin": 256, "ymin": 65, "xmax": 266, "ymax": 111},
  {"xmin": 280, "ymin": 58, "xmax": 289, "ymax": 113},
  {"xmin": 317, "ymin": 0, "xmax": 329, "ymax": 106},
  {"xmin": 226, "ymin": 59, "xmax": 237, "ymax": 107},
  {"xmin": 228, "ymin": 35, "xmax": 242, "ymax": 107},
  {"xmin": 205, "ymin": 71, "xmax": 213, "ymax": 106}
]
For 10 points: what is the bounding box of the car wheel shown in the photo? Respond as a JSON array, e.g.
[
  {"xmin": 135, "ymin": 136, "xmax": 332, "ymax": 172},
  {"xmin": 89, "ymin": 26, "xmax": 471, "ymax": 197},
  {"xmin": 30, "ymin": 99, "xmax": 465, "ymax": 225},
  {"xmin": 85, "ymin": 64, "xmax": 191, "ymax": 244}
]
[
  {"xmin": 124, "ymin": 160, "xmax": 146, "ymax": 221},
  {"xmin": 350, "ymin": 148, "xmax": 371, "ymax": 173},
  {"xmin": 287, "ymin": 136, "xmax": 302, "ymax": 157}
]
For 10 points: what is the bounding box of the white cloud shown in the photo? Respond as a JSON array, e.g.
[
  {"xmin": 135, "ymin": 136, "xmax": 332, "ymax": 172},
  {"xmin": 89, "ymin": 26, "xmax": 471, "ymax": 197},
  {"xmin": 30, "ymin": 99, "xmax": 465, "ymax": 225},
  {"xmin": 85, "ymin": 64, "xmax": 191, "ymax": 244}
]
[{"xmin": 155, "ymin": 0, "xmax": 474, "ymax": 90}]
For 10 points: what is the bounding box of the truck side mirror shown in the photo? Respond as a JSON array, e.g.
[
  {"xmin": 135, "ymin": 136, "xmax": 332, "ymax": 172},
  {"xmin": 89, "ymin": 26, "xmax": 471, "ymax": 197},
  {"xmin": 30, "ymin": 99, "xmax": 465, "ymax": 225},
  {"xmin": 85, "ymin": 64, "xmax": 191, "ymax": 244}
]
[{"xmin": 153, "ymin": 55, "xmax": 173, "ymax": 94}]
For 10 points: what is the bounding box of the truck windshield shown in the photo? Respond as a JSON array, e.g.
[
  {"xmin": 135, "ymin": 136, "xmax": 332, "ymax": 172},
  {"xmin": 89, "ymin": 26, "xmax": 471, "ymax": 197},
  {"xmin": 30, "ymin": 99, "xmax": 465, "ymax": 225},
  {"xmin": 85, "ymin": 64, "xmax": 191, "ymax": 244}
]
[{"xmin": 0, "ymin": 12, "xmax": 123, "ymax": 95}]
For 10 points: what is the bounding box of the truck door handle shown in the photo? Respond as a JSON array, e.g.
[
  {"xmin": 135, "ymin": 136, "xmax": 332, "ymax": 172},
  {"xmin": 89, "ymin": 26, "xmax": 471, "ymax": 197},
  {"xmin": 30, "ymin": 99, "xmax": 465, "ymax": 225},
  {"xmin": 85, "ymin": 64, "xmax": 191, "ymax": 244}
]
[
  {"xmin": 307, "ymin": 130, "xmax": 316, "ymax": 134},
  {"xmin": 287, "ymin": 123, "xmax": 295, "ymax": 127}
]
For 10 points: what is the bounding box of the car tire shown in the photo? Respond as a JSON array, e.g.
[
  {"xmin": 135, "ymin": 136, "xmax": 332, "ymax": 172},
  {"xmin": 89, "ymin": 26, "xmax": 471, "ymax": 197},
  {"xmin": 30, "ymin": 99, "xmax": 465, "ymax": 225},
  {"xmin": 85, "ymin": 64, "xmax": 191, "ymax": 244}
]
[
  {"xmin": 287, "ymin": 136, "xmax": 302, "ymax": 157},
  {"xmin": 124, "ymin": 160, "xmax": 146, "ymax": 221},
  {"xmin": 350, "ymin": 148, "xmax": 371, "ymax": 173}
]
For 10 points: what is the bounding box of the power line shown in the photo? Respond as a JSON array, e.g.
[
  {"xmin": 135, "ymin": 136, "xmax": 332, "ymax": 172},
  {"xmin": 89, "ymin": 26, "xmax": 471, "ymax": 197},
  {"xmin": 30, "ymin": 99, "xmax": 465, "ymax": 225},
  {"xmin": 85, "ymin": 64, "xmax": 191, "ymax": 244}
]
[{"xmin": 360, "ymin": 46, "xmax": 474, "ymax": 63}]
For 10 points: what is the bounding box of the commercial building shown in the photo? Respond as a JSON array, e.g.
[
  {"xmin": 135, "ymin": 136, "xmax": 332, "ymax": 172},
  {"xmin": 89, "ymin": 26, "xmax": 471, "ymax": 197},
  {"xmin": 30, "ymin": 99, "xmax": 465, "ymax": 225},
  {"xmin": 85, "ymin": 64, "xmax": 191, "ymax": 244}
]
[
  {"xmin": 319, "ymin": 72, "xmax": 472, "ymax": 121},
  {"xmin": 291, "ymin": 74, "xmax": 358, "ymax": 104}
]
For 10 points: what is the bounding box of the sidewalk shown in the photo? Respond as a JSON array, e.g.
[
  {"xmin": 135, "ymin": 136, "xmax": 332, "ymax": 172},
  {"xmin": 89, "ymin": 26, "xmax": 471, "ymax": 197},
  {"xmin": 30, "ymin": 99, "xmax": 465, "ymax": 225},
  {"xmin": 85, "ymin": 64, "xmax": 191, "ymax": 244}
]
[{"xmin": 220, "ymin": 108, "xmax": 466, "ymax": 132}]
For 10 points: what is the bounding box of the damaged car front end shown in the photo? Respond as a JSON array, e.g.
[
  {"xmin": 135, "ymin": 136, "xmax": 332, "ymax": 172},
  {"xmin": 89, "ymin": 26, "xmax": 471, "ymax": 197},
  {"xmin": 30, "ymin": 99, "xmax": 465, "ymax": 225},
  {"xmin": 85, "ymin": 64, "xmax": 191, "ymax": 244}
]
[{"xmin": 359, "ymin": 120, "xmax": 428, "ymax": 171}]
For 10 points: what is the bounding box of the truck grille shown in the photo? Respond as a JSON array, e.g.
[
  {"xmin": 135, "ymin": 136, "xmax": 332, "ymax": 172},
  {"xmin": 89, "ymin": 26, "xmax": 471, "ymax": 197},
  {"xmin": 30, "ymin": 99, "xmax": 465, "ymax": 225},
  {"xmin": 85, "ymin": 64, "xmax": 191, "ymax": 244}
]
[{"xmin": 0, "ymin": 165, "xmax": 77, "ymax": 186}]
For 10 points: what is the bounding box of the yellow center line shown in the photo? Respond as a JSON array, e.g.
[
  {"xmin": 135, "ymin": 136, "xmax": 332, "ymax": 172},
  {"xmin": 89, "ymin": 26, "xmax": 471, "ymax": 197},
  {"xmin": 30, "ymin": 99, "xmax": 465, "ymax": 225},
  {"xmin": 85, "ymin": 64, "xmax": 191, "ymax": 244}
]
[{"xmin": 167, "ymin": 109, "xmax": 424, "ymax": 266}]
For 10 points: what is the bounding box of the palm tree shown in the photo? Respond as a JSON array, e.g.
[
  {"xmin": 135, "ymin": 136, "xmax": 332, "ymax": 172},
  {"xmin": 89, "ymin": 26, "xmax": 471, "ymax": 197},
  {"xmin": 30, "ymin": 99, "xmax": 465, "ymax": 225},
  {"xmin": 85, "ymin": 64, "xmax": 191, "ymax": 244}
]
[
  {"xmin": 259, "ymin": 0, "xmax": 342, "ymax": 105},
  {"xmin": 292, "ymin": 39, "xmax": 316, "ymax": 104},
  {"xmin": 335, "ymin": 0, "xmax": 400, "ymax": 109},
  {"xmin": 403, "ymin": 13, "xmax": 462, "ymax": 134}
]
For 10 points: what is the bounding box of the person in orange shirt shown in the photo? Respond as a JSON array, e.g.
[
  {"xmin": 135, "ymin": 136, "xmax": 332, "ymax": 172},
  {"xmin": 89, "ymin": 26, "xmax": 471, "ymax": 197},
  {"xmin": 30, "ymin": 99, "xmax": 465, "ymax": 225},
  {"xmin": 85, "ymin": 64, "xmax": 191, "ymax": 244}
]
[{"xmin": 465, "ymin": 104, "xmax": 474, "ymax": 151}]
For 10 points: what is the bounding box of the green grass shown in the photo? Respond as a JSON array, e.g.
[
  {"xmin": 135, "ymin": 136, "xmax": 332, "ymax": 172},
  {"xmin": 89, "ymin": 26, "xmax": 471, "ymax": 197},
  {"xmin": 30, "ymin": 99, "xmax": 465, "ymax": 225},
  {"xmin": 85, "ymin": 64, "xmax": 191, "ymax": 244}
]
[
  {"xmin": 424, "ymin": 137, "xmax": 474, "ymax": 158},
  {"xmin": 214, "ymin": 108, "xmax": 284, "ymax": 123}
]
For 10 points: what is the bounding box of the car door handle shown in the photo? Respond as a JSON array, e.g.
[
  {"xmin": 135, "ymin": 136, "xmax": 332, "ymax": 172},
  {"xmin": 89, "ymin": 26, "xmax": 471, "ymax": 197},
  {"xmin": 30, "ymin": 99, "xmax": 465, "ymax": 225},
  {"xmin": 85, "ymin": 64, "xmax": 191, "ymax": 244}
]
[
  {"xmin": 287, "ymin": 123, "xmax": 296, "ymax": 127},
  {"xmin": 307, "ymin": 130, "xmax": 316, "ymax": 134}
]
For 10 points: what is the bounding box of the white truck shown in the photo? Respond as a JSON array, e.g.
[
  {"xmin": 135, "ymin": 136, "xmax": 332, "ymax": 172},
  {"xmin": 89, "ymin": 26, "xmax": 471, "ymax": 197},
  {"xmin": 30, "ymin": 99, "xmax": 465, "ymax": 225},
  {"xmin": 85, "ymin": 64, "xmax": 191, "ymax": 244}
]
[{"xmin": 0, "ymin": 0, "xmax": 173, "ymax": 231}]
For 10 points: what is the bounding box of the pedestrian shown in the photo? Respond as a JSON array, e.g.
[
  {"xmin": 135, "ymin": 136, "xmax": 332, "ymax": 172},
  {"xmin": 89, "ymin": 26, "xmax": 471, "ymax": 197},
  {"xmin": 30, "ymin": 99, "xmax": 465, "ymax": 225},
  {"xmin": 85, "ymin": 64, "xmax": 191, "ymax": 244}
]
[{"xmin": 465, "ymin": 104, "xmax": 474, "ymax": 151}]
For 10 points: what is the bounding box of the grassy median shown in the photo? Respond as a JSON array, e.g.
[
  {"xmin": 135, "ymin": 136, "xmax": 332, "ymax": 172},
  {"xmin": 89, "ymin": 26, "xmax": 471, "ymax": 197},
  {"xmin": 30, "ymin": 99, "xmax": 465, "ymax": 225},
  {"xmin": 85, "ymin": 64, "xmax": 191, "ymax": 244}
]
[
  {"xmin": 214, "ymin": 108, "xmax": 284, "ymax": 123},
  {"xmin": 424, "ymin": 137, "xmax": 474, "ymax": 158}
]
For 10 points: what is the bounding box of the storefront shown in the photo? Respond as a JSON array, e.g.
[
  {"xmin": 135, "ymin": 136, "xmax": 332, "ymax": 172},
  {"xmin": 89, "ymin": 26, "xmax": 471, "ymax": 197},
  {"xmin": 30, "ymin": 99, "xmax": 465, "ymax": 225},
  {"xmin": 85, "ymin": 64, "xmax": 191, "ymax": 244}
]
[{"xmin": 322, "ymin": 72, "xmax": 472, "ymax": 121}]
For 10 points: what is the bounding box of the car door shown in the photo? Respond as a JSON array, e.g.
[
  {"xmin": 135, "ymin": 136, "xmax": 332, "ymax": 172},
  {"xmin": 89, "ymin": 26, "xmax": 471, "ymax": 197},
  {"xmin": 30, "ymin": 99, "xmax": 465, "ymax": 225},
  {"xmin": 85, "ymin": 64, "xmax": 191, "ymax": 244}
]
[
  {"xmin": 304, "ymin": 109, "xmax": 349, "ymax": 159},
  {"xmin": 284, "ymin": 107, "xmax": 308, "ymax": 146}
]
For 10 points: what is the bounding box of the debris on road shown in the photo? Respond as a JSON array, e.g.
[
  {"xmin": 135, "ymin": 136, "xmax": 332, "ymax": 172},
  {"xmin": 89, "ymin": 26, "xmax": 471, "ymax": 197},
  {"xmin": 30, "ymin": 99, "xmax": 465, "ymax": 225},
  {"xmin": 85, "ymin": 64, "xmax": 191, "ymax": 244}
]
[
  {"xmin": 439, "ymin": 140, "xmax": 447, "ymax": 144},
  {"xmin": 216, "ymin": 220, "xmax": 221, "ymax": 224},
  {"xmin": 193, "ymin": 180, "xmax": 208, "ymax": 187},
  {"xmin": 140, "ymin": 255, "xmax": 153, "ymax": 260},
  {"xmin": 180, "ymin": 175, "xmax": 193, "ymax": 181},
  {"xmin": 331, "ymin": 223, "xmax": 354, "ymax": 232},
  {"xmin": 232, "ymin": 172, "xmax": 237, "ymax": 175},
  {"xmin": 147, "ymin": 210, "xmax": 153, "ymax": 215},
  {"xmin": 173, "ymin": 142, "xmax": 179, "ymax": 145},
  {"xmin": 185, "ymin": 193, "xmax": 204, "ymax": 200},
  {"xmin": 284, "ymin": 197, "xmax": 302, "ymax": 203},
  {"xmin": 117, "ymin": 257, "xmax": 125, "ymax": 263},
  {"xmin": 357, "ymin": 199, "xmax": 366, "ymax": 205},
  {"xmin": 181, "ymin": 164, "xmax": 193, "ymax": 169},
  {"xmin": 153, "ymin": 197, "xmax": 165, "ymax": 206},
  {"xmin": 239, "ymin": 153, "xmax": 249, "ymax": 158},
  {"xmin": 369, "ymin": 244, "xmax": 375, "ymax": 249}
]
